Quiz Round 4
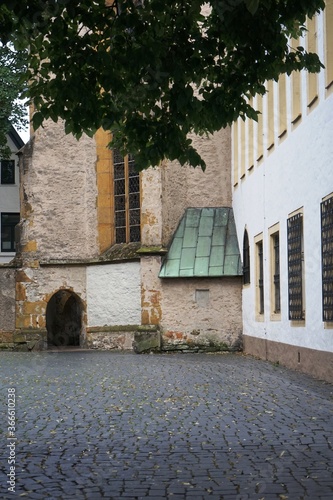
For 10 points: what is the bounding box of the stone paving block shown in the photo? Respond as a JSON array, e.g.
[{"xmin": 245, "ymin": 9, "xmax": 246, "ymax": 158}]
[{"xmin": 0, "ymin": 351, "xmax": 332, "ymax": 499}]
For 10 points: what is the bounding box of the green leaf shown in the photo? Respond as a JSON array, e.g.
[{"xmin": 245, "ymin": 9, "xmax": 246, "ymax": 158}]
[
  {"xmin": 0, "ymin": 0, "xmax": 326, "ymax": 169},
  {"xmin": 245, "ymin": 0, "xmax": 260, "ymax": 15},
  {"xmin": 32, "ymin": 112, "xmax": 44, "ymax": 131}
]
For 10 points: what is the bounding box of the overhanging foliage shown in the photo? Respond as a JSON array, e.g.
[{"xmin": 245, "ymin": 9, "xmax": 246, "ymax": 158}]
[
  {"xmin": 0, "ymin": 44, "xmax": 27, "ymax": 158},
  {"xmin": 0, "ymin": 0, "xmax": 326, "ymax": 169}
]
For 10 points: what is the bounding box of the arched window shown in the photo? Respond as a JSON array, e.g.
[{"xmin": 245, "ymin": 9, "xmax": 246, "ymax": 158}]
[{"xmin": 243, "ymin": 229, "xmax": 250, "ymax": 284}]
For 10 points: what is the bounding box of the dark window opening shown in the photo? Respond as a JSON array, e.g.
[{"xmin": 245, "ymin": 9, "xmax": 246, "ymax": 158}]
[
  {"xmin": 287, "ymin": 213, "xmax": 304, "ymax": 320},
  {"xmin": 1, "ymin": 160, "xmax": 15, "ymax": 184},
  {"xmin": 321, "ymin": 196, "xmax": 333, "ymax": 322},
  {"xmin": 1, "ymin": 213, "xmax": 20, "ymax": 252},
  {"xmin": 243, "ymin": 229, "xmax": 250, "ymax": 284}
]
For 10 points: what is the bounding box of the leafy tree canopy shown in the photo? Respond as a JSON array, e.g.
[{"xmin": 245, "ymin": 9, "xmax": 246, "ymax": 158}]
[
  {"xmin": 0, "ymin": 43, "xmax": 27, "ymax": 158},
  {"xmin": 0, "ymin": 0, "xmax": 325, "ymax": 170}
]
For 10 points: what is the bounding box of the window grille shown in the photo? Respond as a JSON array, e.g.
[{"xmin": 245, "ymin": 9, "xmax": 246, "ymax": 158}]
[
  {"xmin": 273, "ymin": 233, "xmax": 281, "ymax": 313},
  {"xmin": 113, "ymin": 150, "xmax": 140, "ymax": 244},
  {"xmin": 258, "ymin": 241, "xmax": 264, "ymax": 314},
  {"xmin": 243, "ymin": 229, "xmax": 250, "ymax": 284},
  {"xmin": 321, "ymin": 197, "xmax": 333, "ymax": 321},
  {"xmin": 287, "ymin": 213, "xmax": 304, "ymax": 320}
]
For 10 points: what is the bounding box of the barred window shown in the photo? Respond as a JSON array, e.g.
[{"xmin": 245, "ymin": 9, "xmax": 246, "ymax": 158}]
[
  {"xmin": 321, "ymin": 196, "xmax": 333, "ymax": 322},
  {"xmin": 287, "ymin": 213, "xmax": 304, "ymax": 320},
  {"xmin": 272, "ymin": 232, "xmax": 281, "ymax": 314},
  {"xmin": 257, "ymin": 240, "xmax": 264, "ymax": 315},
  {"xmin": 243, "ymin": 229, "xmax": 250, "ymax": 284},
  {"xmin": 113, "ymin": 150, "xmax": 140, "ymax": 244}
]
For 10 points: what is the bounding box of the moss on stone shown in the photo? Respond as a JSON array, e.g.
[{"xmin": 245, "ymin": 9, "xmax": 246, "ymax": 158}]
[{"xmin": 87, "ymin": 325, "xmax": 139, "ymax": 333}]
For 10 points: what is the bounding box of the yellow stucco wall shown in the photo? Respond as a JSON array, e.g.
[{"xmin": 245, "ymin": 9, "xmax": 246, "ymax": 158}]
[{"xmin": 95, "ymin": 129, "xmax": 114, "ymax": 253}]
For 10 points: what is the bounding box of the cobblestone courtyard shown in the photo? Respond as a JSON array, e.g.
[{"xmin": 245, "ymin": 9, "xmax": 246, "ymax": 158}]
[{"xmin": 0, "ymin": 351, "xmax": 332, "ymax": 499}]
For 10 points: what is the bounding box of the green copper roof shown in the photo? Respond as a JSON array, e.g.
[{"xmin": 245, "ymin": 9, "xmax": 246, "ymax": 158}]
[{"xmin": 159, "ymin": 208, "xmax": 242, "ymax": 278}]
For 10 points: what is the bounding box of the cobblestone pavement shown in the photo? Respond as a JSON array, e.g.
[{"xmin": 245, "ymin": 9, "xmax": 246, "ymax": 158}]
[{"xmin": 0, "ymin": 351, "xmax": 332, "ymax": 499}]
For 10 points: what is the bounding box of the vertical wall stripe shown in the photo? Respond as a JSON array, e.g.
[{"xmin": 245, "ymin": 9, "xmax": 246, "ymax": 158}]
[
  {"xmin": 256, "ymin": 95, "xmax": 263, "ymax": 161},
  {"xmin": 267, "ymin": 80, "xmax": 274, "ymax": 150},
  {"xmin": 95, "ymin": 129, "xmax": 114, "ymax": 253},
  {"xmin": 278, "ymin": 74, "xmax": 287, "ymax": 137},
  {"xmin": 248, "ymin": 98, "xmax": 254, "ymax": 169},
  {"xmin": 233, "ymin": 121, "xmax": 239, "ymax": 186},
  {"xmin": 291, "ymin": 38, "xmax": 302, "ymax": 123},
  {"xmin": 307, "ymin": 15, "xmax": 319, "ymax": 106},
  {"xmin": 240, "ymin": 118, "xmax": 246, "ymax": 178},
  {"xmin": 325, "ymin": 0, "xmax": 333, "ymax": 89}
]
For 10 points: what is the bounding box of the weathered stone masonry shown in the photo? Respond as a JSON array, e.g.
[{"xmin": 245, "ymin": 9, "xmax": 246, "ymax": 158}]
[{"xmin": 0, "ymin": 121, "xmax": 243, "ymax": 352}]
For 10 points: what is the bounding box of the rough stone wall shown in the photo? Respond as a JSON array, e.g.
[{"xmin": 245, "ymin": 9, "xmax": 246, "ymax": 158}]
[
  {"xmin": 139, "ymin": 127, "xmax": 241, "ymax": 351},
  {"xmin": 86, "ymin": 327, "xmax": 136, "ymax": 350},
  {"xmin": 13, "ymin": 119, "xmax": 236, "ymax": 352},
  {"xmin": 140, "ymin": 168, "xmax": 163, "ymax": 247},
  {"xmin": 161, "ymin": 129, "xmax": 231, "ymax": 245},
  {"xmin": 141, "ymin": 256, "xmax": 163, "ymax": 326},
  {"xmin": 13, "ymin": 121, "xmax": 99, "ymax": 345},
  {"xmin": 0, "ymin": 267, "xmax": 16, "ymax": 334},
  {"xmin": 161, "ymin": 276, "xmax": 242, "ymax": 348},
  {"xmin": 140, "ymin": 256, "xmax": 242, "ymax": 351},
  {"xmin": 15, "ymin": 265, "xmax": 87, "ymax": 336},
  {"xmin": 19, "ymin": 120, "xmax": 99, "ymax": 262},
  {"xmin": 141, "ymin": 129, "xmax": 242, "ymax": 350}
]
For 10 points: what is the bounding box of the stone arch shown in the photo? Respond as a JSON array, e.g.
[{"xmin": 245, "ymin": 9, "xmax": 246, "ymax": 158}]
[{"xmin": 46, "ymin": 290, "xmax": 83, "ymax": 347}]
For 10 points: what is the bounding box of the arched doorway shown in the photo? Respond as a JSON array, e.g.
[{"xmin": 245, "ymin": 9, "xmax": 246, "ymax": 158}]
[{"xmin": 46, "ymin": 290, "xmax": 83, "ymax": 347}]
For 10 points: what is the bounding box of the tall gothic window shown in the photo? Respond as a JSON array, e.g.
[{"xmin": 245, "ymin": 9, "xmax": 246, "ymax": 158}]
[{"xmin": 113, "ymin": 150, "xmax": 140, "ymax": 244}]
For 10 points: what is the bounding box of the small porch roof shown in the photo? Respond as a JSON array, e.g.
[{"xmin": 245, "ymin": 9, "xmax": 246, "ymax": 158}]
[{"xmin": 159, "ymin": 207, "xmax": 242, "ymax": 278}]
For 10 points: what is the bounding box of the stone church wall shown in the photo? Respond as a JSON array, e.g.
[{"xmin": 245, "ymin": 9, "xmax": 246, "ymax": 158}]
[
  {"xmin": 18, "ymin": 121, "xmax": 99, "ymax": 262},
  {"xmin": 140, "ymin": 255, "xmax": 242, "ymax": 352},
  {"xmin": 0, "ymin": 266, "xmax": 16, "ymax": 347},
  {"xmin": 161, "ymin": 129, "xmax": 232, "ymax": 246},
  {"xmin": 5, "ymin": 117, "xmax": 241, "ymax": 353}
]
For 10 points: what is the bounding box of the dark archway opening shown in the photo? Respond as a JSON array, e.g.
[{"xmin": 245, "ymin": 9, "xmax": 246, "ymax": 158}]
[{"xmin": 46, "ymin": 290, "xmax": 83, "ymax": 347}]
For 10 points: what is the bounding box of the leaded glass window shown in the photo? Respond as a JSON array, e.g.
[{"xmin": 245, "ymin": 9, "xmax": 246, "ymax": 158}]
[{"xmin": 113, "ymin": 151, "xmax": 140, "ymax": 244}]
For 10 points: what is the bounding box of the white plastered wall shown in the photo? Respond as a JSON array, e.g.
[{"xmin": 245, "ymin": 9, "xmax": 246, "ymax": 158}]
[
  {"xmin": 86, "ymin": 261, "xmax": 141, "ymax": 327},
  {"xmin": 232, "ymin": 9, "xmax": 333, "ymax": 353}
]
